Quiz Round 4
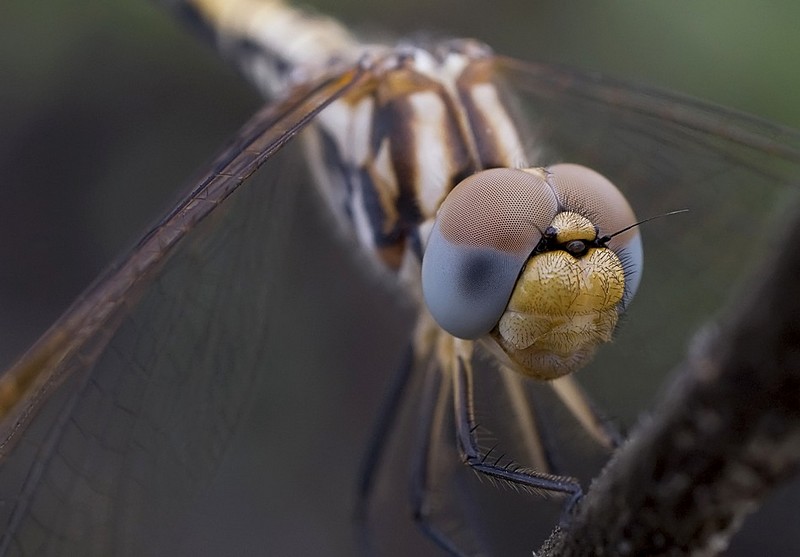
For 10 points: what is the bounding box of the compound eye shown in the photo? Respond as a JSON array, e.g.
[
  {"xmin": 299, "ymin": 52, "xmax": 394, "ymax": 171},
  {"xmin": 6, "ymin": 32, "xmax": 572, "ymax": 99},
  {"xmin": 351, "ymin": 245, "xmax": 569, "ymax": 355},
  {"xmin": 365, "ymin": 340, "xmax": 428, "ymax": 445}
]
[
  {"xmin": 548, "ymin": 163, "xmax": 643, "ymax": 305},
  {"xmin": 422, "ymin": 168, "xmax": 558, "ymax": 339}
]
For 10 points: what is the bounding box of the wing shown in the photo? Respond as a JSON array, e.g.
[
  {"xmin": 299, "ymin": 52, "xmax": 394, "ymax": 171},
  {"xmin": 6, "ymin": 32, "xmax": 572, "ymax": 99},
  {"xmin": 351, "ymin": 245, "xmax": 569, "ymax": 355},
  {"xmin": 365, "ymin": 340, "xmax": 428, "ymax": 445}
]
[
  {"xmin": 496, "ymin": 57, "xmax": 800, "ymax": 552},
  {"xmin": 0, "ymin": 66, "xmax": 369, "ymax": 556},
  {"xmin": 497, "ymin": 56, "xmax": 800, "ymax": 410}
]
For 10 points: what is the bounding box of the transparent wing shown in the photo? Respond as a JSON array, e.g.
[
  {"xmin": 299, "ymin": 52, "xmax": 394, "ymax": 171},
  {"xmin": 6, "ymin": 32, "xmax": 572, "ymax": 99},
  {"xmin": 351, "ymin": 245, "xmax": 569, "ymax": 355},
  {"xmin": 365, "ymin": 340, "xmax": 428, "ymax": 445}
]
[
  {"xmin": 0, "ymin": 67, "xmax": 370, "ymax": 556},
  {"xmin": 4, "ymin": 55, "xmax": 800, "ymax": 557},
  {"xmin": 498, "ymin": 57, "xmax": 800, "ymax": 553},
  {"xmin": 498, "ymin": 56, "xmax": 800, "ymax": 412}
]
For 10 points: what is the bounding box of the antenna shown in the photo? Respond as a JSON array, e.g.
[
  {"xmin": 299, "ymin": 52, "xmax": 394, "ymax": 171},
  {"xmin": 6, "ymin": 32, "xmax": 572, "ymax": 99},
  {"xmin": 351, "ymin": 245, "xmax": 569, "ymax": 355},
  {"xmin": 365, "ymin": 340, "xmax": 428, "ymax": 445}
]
[{"xmin": 599, "ymin": 209, "xmax": 689, "ymax": 243}]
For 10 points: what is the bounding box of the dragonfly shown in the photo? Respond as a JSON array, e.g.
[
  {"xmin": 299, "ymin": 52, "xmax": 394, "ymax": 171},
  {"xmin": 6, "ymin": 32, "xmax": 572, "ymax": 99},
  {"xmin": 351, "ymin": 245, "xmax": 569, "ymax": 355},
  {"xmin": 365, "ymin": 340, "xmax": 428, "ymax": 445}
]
[{"xmin": 1, "ymin": 1, "xmax": 800, "ymax": 555}]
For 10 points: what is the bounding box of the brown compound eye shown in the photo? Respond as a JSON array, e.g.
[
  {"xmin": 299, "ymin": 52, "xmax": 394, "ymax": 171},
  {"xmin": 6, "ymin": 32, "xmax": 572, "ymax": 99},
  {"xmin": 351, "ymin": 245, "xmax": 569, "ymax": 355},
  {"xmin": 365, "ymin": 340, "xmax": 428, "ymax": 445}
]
[
  {"xmin": 422, "ymin": 168, "xmax": 558, "ymax": 339},
  {"xmin": 546, "ymin": 163, "xmax": 643, "ymax": 307},
  {"xmin": 422, "ymin": 164, "xmax": 643, "ymax": 341}
]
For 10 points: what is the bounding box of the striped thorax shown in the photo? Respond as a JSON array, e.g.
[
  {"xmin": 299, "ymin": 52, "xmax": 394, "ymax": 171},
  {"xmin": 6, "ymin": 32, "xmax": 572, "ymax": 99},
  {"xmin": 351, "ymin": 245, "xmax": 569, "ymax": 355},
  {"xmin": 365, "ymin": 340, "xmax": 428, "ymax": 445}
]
[
  {"xmin": 307, "ymin": 41, "xmax": 528, "ymax": 271},
  {"xmin": 306, "ymin": 46, "xmax": 642, "ymax": 379},
  {"xmin": 187, "ymin": 0, "xmax": 642, "ymax": 380}
]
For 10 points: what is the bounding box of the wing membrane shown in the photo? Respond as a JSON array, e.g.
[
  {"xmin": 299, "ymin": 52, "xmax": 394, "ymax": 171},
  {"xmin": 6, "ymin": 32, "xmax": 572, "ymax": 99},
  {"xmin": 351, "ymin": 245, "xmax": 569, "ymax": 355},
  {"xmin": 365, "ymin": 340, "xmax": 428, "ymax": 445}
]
[
  {"xmin": 3, "ymin": 43, "xmax": 800, "ymax": 556},
  {"xmin": 498, "ymin": 56, "xmax": 800, "ymax": 416},
  {"xmin": 0, "ymin": 66, "xmax": 365, "ymax": 450},
  {"xmin": 0, "ymin": 65, "xmax": 366, "ymax": 555},
  {"xmin": 496, "ymin": 54, "xmax": 800, "ymax": 556}
]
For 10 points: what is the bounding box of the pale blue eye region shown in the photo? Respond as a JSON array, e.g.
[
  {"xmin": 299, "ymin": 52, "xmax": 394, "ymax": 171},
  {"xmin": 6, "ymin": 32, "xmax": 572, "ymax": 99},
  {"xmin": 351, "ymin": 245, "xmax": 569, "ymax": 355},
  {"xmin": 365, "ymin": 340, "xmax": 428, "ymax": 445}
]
[
  {"xmin": 422, "ymin": 227, "xmax": 523, "ymax": 339},
  {"xmin": 619, "ymin": 233, "xmax": 644, "ymax": 309}
]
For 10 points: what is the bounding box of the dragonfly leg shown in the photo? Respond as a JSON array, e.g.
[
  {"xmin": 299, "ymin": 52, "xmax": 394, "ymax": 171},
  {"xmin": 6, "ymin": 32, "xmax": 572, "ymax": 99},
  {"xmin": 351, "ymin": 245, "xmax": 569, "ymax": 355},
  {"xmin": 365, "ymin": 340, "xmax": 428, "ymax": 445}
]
[
  {"xmin": 550, "ymin": 375, "xmax": 625, "ymax": 450},
  {"xmin": 497, "ymin": 366, "xmax": 563, "ymax": 475},
  {"xmin": 498, "ymin": 366, "xmax": 623, "ymax": 481},
  {"xmin": 409, "ymin": 358, "xmax": 487, "ymax": 557},
  {"xmin": 354, "ymin": 345, "xmax": 415, "ymax": 520},
  {"xmin": 453, "ymin": 353, "xmax": 583, "ymax": 507}
]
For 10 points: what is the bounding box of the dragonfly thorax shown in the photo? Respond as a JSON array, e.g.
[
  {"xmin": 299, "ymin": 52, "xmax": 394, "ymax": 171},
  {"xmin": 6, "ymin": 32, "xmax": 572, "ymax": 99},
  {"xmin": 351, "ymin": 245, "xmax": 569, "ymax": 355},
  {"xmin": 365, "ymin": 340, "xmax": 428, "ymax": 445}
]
[{"xmin": 305, "ymin": 42, "xmax": 529, "ymax": 271}]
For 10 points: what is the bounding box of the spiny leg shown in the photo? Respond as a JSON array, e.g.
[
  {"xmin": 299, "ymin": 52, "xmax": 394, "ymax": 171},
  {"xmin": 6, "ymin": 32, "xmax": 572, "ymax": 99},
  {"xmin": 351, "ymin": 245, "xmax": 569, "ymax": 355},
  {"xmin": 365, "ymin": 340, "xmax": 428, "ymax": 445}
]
[
  {"xmin": 452, "ymin": 344, "xmax": 583, "ymax": 514},
  {"xmin": 498, "ymin": 366, "xmax": 623, "ymax": 479},
  {"xmin": 409, "ymin": 357, "xmax": 489, "ymax": 557},
  {"xmin": 409, "ymin": 338, "xmax": 586, "ymax": 556}
]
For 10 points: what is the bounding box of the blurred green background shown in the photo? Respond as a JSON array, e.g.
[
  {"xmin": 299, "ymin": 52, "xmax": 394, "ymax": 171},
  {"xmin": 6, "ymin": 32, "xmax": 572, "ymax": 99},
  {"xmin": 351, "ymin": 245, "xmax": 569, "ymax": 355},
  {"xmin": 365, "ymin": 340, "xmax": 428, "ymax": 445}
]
[{"xmin": 1, "ymin": 0, "xmax": 799, "ymax": 555}]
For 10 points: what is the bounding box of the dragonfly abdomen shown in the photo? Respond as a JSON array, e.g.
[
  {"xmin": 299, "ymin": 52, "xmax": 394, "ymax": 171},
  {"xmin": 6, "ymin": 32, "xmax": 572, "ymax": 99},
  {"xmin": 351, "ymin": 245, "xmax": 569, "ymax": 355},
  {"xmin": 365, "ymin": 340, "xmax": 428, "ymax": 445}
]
[{"xmin": 178, "ymin": 0, "xmax": 361, "ymax": 98}]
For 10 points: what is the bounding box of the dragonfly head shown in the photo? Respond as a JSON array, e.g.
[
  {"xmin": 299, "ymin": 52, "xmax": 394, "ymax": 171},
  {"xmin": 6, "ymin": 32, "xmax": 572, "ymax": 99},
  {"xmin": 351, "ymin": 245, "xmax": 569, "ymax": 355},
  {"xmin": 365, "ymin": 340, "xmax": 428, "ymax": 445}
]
[{"xmin": 421, "ymin": 164, "xmax": 643, "ymax": 380}]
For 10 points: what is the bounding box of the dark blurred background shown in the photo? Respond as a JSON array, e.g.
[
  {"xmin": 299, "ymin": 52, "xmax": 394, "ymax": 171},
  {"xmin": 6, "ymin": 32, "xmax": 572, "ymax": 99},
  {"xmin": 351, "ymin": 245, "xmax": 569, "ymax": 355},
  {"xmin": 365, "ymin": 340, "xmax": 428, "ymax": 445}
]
[
  {"xmin": 2, "ymin": 0, "xmax": 798, "ymax": 371},
  {"xmin": 1, "ymin": 0, "xmax": 799, "ymax": 555}
]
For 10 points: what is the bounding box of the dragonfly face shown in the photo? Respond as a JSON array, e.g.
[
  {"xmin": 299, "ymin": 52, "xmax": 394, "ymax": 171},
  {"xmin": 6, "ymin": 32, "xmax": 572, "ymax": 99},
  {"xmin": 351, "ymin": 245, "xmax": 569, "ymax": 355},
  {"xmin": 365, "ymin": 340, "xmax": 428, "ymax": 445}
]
[
  {"xmin": 1, "ymin": 1, "xmax": 800, "ymax": 556},
  {"xmin": 423, "ymin": 164, "xmax": 642, "ymax": 379}
]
